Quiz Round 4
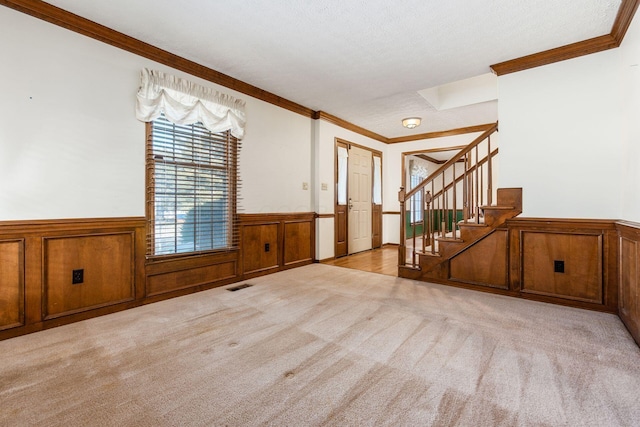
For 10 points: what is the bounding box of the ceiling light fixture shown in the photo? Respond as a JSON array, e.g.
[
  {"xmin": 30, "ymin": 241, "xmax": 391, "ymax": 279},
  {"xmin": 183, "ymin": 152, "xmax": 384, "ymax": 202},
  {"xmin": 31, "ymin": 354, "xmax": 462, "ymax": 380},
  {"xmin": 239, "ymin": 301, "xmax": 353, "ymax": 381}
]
[{"xmin": 402, "ymin": 117, "xmax": 421, "ymax": 129}]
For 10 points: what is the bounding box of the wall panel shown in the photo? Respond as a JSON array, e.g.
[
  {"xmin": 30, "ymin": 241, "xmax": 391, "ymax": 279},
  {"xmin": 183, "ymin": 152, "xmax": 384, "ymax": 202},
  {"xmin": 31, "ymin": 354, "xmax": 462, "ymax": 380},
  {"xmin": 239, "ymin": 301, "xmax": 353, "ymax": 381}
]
[
  {"xmin": 43, "ymin": 233, "xmax": 135, "ymax": 318},
  {"xmin": 617, "ymin": 222, "xmax": 640, "ymax": 345},
  {"xmin": 0, "ymin": 218, "xmax": 145, "ymax": 339},
  {"xmin": 242, "ymin": 223, "xmax": 279, "ymax": 274},
  {"xmin": 521, "ymin": 232, "xmax": 602, "ymax": 303},
  {"xmin": 284, "ymin": 221, "xmax": 312, "ymax": 266},
  {"xmin": 0, "ymin": 239, "xmax": 24, "ymax": 330},
  {"xmin": 508, "ymin": 219, "xmax": 617, "ymax": 312},
  {"xmin": 239, "ymin": 213, "xmax": 315, "ymax": 279},
  {"xmin": 450, "ymin": 230, "xmax": 508, "ymax": 289}
]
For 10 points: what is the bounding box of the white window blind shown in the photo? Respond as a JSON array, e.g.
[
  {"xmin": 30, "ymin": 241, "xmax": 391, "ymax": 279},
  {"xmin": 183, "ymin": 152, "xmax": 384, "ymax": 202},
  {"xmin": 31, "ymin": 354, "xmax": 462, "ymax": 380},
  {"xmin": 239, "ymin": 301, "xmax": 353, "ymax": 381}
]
[
  {"xmin": 373, "ymin": 156, "xmax": 382, "ymax": 205},
  {"xmin": 337, "ymin": 146, "xmax": 348, "ymax": 205},
  {"xmin": 147, "ymin": 115, "xmax": 239, "ymax": 256}
]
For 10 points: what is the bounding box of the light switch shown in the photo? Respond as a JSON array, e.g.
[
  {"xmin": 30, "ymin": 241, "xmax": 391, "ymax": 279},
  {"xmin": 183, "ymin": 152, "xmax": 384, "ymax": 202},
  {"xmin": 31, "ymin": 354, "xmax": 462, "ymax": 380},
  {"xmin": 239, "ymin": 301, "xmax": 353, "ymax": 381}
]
[
  {"xmin": 302, "ymin": 182, "xmax": 309, "ymax": 190},
  {"xmin": 321, "ymin": 183, "xmax": 328, "ymax": 191}
]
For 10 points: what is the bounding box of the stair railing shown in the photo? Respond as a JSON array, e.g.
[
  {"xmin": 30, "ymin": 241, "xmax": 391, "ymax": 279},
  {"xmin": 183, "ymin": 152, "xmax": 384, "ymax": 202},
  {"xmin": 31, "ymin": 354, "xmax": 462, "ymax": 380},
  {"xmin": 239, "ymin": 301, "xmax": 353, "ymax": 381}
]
[{"xmin": 399, "ymin": 123, "xmax": 499, "ymax": 267}]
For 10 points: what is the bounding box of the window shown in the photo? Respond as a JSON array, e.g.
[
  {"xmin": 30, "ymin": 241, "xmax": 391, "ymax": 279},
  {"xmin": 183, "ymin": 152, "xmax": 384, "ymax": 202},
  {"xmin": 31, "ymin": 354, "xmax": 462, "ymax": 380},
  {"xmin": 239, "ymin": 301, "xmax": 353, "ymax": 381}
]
[
  {"xmin": 409, "ymin": 173, "xmax": 423, "ymax": 223},
  {"xmin": 146, "ymin": 115, "xmax": 239, "ymax": 257}
]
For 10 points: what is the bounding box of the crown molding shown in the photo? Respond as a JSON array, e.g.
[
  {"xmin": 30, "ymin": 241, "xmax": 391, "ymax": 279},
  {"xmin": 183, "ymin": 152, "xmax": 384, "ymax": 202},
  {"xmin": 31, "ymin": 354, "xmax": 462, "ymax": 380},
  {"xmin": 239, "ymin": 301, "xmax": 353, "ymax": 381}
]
[
  {"xmin": 491, "ymin": 0, "xmax": 639, "ymax": 76},
  {"xmin": 386, "ymin": 123, "xmax": 495, "ymax": 144},
  {"xmin": 4, "ymin": 0, "xmax": 638, "ymax": 142},
  {"xmin": 0, "ymin": 0, "xmax": 316, "ymax": 118},
  {"xmin": 314, "ymin": 111, "xmax": 388, "ymax": 143},
  {"xmin": 612, "ymin": 0, "xmax": 640, "ymax": 43}
]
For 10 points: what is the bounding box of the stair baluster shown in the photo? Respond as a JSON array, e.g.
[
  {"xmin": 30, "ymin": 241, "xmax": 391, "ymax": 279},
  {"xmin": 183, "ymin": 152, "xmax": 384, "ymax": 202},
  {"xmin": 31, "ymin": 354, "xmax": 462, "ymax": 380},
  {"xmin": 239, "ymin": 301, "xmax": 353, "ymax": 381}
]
[{"xmin": 399, "ymin": 123, "xmax": 500, "ymax": 269}]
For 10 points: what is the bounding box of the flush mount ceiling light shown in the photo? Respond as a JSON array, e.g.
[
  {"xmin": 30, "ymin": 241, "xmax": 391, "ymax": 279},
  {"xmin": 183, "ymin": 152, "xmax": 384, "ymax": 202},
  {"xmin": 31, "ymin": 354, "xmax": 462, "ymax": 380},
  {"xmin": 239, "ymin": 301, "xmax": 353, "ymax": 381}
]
[{"xmin": 402, "ymin": 117, "xmax": 421, "ymax": 129}]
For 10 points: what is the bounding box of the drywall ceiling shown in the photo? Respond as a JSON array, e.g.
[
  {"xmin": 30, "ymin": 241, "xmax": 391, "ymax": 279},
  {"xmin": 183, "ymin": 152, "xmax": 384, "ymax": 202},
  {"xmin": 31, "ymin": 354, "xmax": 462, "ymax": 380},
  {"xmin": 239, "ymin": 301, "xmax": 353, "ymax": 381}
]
[{"xmin": 43, "ymin": 0, "xmax": 621, "ymax": 138}]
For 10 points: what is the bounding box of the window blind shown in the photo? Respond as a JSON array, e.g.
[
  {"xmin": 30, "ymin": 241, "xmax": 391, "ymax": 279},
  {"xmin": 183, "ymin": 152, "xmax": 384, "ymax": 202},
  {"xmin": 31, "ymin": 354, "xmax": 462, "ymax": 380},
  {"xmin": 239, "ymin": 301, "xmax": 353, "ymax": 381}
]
[{"xmin": 146, "ymin": 115, "xmax": 240, "ymax": 257}]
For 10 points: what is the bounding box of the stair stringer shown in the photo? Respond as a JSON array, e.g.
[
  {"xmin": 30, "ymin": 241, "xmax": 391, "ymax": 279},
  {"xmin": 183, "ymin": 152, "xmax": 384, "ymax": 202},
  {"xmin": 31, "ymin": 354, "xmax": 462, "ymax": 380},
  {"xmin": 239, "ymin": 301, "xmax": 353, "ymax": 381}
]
[{"xmin": 403, "ymin": 188, "xmax": 522, "ymax": 283}]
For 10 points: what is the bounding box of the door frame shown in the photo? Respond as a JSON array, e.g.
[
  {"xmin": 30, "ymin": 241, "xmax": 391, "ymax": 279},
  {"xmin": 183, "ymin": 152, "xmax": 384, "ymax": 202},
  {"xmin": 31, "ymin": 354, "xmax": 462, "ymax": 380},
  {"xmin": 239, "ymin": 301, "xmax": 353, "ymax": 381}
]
[{"xmin": 334, "ymin": 138, "xmax": 383, "ymax": 258}]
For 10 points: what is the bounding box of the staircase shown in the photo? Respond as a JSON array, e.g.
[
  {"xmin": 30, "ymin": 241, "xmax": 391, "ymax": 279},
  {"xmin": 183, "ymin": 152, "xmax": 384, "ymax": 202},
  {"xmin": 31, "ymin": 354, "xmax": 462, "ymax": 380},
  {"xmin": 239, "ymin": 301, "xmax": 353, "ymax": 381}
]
[{"xmin": 398, "ymin": 123, "xmax": 522, "ymax": 285}]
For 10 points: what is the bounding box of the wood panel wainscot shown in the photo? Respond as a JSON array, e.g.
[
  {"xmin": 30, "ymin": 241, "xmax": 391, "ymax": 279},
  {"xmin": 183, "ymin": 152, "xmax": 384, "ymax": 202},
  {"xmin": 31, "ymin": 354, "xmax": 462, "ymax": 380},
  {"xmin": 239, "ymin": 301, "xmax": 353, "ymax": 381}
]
[
  {"xmin": 507, "ymin": 218, "xmax": 618, "ymax": 313},
  {"xmin": 617, "ymin": 221, "xmax": 640, "ymax": 345},
  {"xmin": 43, "ymin": 233, "xmax": 135, "ymax": 319},
  {"xmin": 0, "ymin": 218, "xmax": 145, "ymax": 340},
  {"xmin": 145, "ymin": 251, "xmax": 239, "ymax": 298},
  {"xmin": 239, "ymin": 212, "xmax": 315, "ymax": 279},
  {"xmin": 450, "ymin": 229, "xmax": 509, "ymax": 290},
  {"xmin": 0, "ymin": 239, "xmax": 24, "ymax": 331}
]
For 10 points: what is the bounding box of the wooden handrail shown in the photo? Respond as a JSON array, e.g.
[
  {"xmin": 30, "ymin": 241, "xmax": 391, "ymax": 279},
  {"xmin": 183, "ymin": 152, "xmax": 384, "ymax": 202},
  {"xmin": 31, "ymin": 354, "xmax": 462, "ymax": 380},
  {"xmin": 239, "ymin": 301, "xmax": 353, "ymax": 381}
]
[
  {"xmin": 404, "ymin": 123, "xmax": 498, "ymax": 201},
  {"xmin": 430, "ymin": 148, "xmax": 499, "ymax": 200}
]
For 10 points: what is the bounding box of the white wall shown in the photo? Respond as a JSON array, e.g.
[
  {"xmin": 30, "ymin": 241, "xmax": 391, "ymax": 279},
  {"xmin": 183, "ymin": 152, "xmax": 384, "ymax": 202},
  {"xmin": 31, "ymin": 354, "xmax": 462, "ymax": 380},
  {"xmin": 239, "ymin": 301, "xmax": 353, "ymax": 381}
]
[
  {"xmin": 620, "ymin": 11, "xmax": 640, "ymax": 223},
  {"xmin": 314, "ymin": 120, "xmax": 386, "ymax": 260},
  {"xmin": 0, "ymin": 7, "xmax": 314, "ymax": 221},
  {"xmin": 498, "ymin": 49, "xmax": 624, "ymax": 219}
]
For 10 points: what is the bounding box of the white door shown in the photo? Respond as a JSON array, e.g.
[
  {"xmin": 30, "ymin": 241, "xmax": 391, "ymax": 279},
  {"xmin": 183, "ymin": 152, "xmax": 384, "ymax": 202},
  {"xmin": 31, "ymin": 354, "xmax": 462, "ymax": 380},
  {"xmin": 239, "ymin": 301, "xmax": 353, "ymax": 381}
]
[{"xmin": 348, "ymin": 145, "xmax": 372, "ymax": 254}]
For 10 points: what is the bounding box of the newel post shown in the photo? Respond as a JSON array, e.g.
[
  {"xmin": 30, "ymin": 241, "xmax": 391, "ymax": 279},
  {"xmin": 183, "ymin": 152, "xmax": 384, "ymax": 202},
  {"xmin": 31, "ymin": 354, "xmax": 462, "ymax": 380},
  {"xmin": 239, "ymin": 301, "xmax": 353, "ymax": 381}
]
[{"xmin": 398, "ymin": 186, "xmax": 406, "ymax": 266}]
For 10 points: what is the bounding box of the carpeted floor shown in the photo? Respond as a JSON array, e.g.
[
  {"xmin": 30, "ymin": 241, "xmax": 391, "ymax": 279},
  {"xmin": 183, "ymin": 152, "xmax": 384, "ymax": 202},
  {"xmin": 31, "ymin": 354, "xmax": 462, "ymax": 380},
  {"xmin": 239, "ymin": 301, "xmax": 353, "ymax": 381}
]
[{"xmin": 1, "ymin": 264, "xmax": 639, "ymax": 426}]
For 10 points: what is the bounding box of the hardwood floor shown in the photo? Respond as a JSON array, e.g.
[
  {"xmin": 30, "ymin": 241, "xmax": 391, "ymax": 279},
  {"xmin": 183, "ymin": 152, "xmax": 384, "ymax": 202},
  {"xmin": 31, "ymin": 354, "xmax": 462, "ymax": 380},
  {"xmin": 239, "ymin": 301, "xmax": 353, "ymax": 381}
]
[{"xmin": 321, "ymin": 245, "xmax": 398, "ymax": 276}]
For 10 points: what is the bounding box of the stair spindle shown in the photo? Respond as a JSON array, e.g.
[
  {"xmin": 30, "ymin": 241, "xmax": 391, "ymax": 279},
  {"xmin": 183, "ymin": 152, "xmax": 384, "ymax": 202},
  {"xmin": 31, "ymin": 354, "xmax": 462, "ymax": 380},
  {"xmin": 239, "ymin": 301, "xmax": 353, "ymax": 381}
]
[
  {"xmin": 475, "ymin": 144, "xmax": 479, "ymax": 224},
  {"xmin": 431, "ymin": 181, "xmax": 436, "ymax": 254},
  {"xmin": 398, "ymin": 186, "xmax": 406, "ymax": 266},
  {"xmin": 487, "ymin": 135, "xmax": 493, "ymax": 206},
  {"xmin": 453, "ymin": 162, "xmax": 457, "ymax": 239}
]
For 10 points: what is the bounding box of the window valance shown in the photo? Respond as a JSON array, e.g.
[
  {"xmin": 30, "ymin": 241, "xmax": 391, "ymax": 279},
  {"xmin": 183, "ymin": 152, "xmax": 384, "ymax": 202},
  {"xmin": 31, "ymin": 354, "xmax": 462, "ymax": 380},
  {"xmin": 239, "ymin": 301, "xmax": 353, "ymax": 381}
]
[{"xmin": 135, "ymin": 68, "xmax": 246, "ymax": 139}]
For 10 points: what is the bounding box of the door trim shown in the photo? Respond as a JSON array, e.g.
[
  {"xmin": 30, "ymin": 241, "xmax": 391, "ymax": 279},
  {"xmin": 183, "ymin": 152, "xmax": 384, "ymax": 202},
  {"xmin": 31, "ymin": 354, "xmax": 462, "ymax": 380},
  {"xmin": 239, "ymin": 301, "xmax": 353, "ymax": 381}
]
[{"xmin": 334, "ymin": 138, "xmax": 383, "ymax": 257}]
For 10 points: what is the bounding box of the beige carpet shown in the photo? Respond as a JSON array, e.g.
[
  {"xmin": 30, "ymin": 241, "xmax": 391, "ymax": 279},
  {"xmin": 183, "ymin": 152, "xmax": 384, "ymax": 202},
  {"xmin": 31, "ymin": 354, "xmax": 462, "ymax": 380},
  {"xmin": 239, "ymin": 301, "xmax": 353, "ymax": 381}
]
[{"xmin": 1, "ymin": 264, "xmax": 639, "ymax": 426}]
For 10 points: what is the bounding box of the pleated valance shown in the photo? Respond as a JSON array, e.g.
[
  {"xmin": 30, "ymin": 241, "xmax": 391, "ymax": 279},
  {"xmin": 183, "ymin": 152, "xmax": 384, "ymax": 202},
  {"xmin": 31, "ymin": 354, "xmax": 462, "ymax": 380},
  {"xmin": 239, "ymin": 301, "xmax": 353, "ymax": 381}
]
[{"xmin": 135, "ymin": 68, "xmax": 246, "ymax": 139}]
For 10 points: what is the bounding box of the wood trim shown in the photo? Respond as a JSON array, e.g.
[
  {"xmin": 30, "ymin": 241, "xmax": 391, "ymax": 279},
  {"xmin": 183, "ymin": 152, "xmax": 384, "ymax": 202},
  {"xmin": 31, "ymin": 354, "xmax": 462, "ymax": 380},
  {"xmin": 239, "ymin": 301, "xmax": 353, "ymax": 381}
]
[
  {"xmin": 506, "ymin": 217, "xmax": 618, "ymax": 229},
  {"xmin": 238, "ymin": 212, "xmax": 315, "ymax": 223},
  {"xmin": 416, "ymin": 154, "xmax": 465, "ymax": 165},
  {"xmin": 491, "ymin": 0, "xmax": 640, "ymax": 76},
  {"xmin": 335, "ymin": 138, "xmax": 384, "ymax": 157},
  {"xmin": 382, "ymin": 211, "xmax": 401, "ymax": 215},
  {"xmin": 491, "ymin": 35, "xmax": 618, "ymax": 76},
  {"xmin": 316, "ymin": 213, "xmax": 335, "ymax": 219},
  {"xmin": 612, "ymin": 0, "xmax": 640, "ymax": 43},
  {"xmin": 0, "ymin": 0, "xmax": 315, "ymax": 118},
  {"xmin": 0, "ymin": 216, "xmax": 145, "ymax": 232},
  {"xmin": 4, "ymin": 1, "xmax": 638, "ymax": 144},
  {"xmin": 316, "ymin": 111, "xmax": 388, "ymax": 143},
  {"xmin": 402, "ymin": 145, "xmax": 467, "ymax": 156},
  {"xmin": 387, "ymin": 124, "xmax": 496, "ymax": 144},
  {"xmin": 616, "ymin": 220, "xmax": 640, "ymax": 233}
]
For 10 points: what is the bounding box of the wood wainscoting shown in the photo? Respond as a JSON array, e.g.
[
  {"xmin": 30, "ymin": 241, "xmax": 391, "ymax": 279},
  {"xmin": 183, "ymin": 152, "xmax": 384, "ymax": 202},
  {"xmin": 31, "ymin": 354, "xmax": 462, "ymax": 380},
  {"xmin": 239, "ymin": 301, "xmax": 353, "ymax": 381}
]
[
  {"xmin": 0, "ymin": 213, "xmax": 316, "ymax": 340},
  {"xmin": 419, "ymin": 218, "xmax": 619, "ymax": 314},
  {"xmin": 617, "ymin": 221, "xmax": 640, "ymax": 345},
  {"xmin": 508, "ymin": 219, "xmax": 618, "ymax": 312},
  {"xmin": 0, "ymin": 217, "xmax": 145, "ymax": 339},
  {"xmin": 238, "ymin": 212, "xmax": 315, "ymax": 279}
]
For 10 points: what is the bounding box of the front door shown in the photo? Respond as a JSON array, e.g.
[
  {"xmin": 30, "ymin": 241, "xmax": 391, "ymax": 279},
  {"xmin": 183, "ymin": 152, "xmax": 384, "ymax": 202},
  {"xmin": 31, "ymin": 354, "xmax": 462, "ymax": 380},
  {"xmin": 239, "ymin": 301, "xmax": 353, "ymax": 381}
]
[{"xmin": 348, "ymin": 145, "xmax": 372, "ymax": 254}]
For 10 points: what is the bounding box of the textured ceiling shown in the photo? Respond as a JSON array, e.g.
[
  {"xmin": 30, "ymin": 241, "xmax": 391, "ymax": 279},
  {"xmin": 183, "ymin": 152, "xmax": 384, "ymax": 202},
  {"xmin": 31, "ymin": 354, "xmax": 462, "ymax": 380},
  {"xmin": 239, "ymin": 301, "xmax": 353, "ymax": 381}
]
[{"xmin": 44, "ymin": 0, "xmax": 621, "ymax": 138}]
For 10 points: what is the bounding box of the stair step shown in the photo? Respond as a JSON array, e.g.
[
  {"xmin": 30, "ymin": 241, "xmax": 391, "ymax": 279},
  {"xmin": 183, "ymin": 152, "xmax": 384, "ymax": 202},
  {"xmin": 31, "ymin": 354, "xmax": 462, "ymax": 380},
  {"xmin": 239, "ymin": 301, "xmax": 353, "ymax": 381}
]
[
  {"xmin": 458, "ymin": 222, "xmax": 487, "ymax": 227},
  {"xmin": 480, "ymin": 205, "xmax": 515, "ymax": 210},
  {"xmin": 437, "ymin": 237, "xmax": 464, "ymax": 243},
  {"xmin": 417, "ymin": 250, "xmax": 441, "ymax": 258}
]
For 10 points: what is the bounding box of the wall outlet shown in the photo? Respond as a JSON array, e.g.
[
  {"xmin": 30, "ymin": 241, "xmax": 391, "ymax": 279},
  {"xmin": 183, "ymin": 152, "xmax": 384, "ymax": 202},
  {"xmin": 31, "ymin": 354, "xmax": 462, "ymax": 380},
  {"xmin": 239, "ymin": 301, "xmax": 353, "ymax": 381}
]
[
  {"xmin": 302, "ymin": 182, "xmax": 309, "ymax": 190},
  {"xmin": 554, "ymin": 260, "xmax": 565, "ymax": 273},
  {"xmin": 265, "ymin": 243, "xmax": 270, "ymax": 252},
  {"xmin": 72, "ymin": 269, "xmax": 84, "ymax": 284},
  {"xmin": 321, "ymin": 183, "xmax": 328, "ymax": 191}
]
